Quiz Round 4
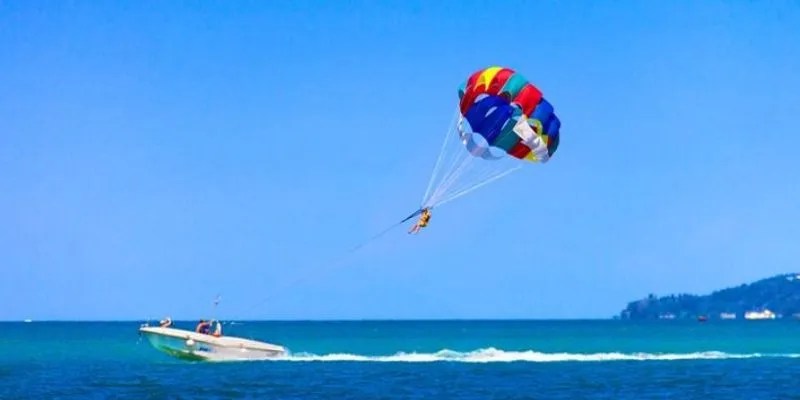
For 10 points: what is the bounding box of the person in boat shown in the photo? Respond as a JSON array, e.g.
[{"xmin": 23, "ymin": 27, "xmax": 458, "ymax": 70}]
[
  {"xmin": 195, "ymin": 319, "xmax": 212, "ymax": 334},
  {"xmin": 212, "ymin": 320, "xmax": 223, "ymax": 337},
  {"xmin": 159, "ymin": 317, "xmax": 173, "ymax": 328},
  {"xmin": 408, "ymin": 208, "xmax": 431, "ymax": 234}
]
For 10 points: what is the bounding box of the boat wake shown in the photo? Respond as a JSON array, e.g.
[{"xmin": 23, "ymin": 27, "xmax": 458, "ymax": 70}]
[{"xmin": 270, "ymin": 348, "xmax": 800, "ymax": 363}]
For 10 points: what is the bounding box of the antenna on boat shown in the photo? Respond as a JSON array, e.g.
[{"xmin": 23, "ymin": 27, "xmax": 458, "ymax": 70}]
[
  {"xmin": 211, "ymin": 294, "xmax": 223, "ymax": 336},
  {"xmin": 208, "ymin": 294, "xmax": 221, "ymax": 324},
  {"xmin": 211, "ymin": 294, "xmax": 221, "ymax": 317}
]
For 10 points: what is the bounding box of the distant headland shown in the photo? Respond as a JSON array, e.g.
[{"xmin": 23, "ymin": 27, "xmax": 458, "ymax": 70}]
[{"xmin": 618, "ymin": 273, "xmax": 800, "ymax": 320}]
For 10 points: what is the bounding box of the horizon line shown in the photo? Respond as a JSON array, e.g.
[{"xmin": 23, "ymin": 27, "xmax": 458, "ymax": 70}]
[{"xmin": 1, "ymin": 317, "xmax": 620, "ymax": 323}]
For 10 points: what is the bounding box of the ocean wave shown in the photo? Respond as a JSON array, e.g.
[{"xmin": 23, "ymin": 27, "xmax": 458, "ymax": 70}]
[{"xmin": 271, "ymin": 348, "xmax": 800, "ymax": 363}]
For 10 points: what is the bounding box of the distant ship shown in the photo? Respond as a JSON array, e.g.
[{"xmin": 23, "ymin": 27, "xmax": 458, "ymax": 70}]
[{"xmin": 744, "ymin": 309, "xmax": 776, "ymax": 320}]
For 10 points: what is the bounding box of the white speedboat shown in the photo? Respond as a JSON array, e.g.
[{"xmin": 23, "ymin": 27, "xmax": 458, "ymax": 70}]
[{"xmin": 139, "ymin": 322, "xmax": 288, "ymax": 362}]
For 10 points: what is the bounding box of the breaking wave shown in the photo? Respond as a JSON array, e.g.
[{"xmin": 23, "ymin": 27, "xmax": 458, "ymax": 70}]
[{"xmin": 274, "ymin": 348, "xmax": 800, "ymax": 363}]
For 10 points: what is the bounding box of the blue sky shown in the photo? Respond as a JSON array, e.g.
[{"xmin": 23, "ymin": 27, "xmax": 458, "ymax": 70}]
[{"xmin": 2, "ymin": 1, "xmax": 799, "ymax": 320}]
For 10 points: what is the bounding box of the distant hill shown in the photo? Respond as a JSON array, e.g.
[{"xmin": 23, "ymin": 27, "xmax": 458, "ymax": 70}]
[{"xmin": 618, "ymin": 273, "xmax": 800, "ymax": 320}]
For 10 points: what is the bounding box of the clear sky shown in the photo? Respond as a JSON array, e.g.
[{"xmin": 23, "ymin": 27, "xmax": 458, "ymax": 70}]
[{"xmin": 2, "ymin": 1, "xmax": 800, "ymax": 321}]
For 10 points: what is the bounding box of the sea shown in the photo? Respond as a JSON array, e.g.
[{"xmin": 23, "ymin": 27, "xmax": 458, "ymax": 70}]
[{"xmin": 2, "ymin": 319, "xmax": 800, "ymax": 399}]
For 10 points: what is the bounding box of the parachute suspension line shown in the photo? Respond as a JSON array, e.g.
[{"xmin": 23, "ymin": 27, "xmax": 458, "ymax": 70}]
[
  {"xmin": 422, "ymin": 135, "xmax": 478, "ymax": 207},
  {"xmin": 424, "ymin": 146, "xmax": 472, "ymax": 207},
  {"xmin": 440, "ymin": 155, "xmax": 502, "ymax": 197},
  {"xmin": 421, "ymin": 109, "xmax": 461, "ymax": 205},
  {"xmin": 434, "ymin": 164, "xmax": 522, "ymax": 208},
  {"xmin": 423, "ymin": 155, "xmax": 461, "ymax": 206},
  {"xmin": 425, "ymin": 150, "xmax": 476, "ymax": 207},
  {"xmin": 241, "ymin": 218, "xmax": 405, "ymax": 316},
  {"xmin": 431, "ymin": 148, "xmax": 524, "ymax": 207},
  {"xmin": 428, "ymin": 154, "xmax": 520, "ymax": 208},
  {"xmin": 419, "ymin": 111, "xmax": 523, "ymax": 209},
  {"xmin": 420, "ymin": 109, "xmax": 472, "ymax": 208}
]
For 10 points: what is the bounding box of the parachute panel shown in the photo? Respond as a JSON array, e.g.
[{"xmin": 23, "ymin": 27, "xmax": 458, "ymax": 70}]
[
  {"xmin": 462, "ymin": 129, "xmax": 505, "ymax": 160},
  {"xmin": 513, "ymin": 84, "xmax": 543, "ymax": 116},
  {"xmin": 463, "ymin": 95, "xmax": 514, "ymax": 146},
  {"xmin": 499, "ymin": 73, "xmax": 529, "ymax": 101},
  {"xmin": 546, "ymin": 116, "xmax": 561, "ymax": 156},
  {"xmin": 486, "ymin": 68, "xmax": 514, "ymax": 96}
]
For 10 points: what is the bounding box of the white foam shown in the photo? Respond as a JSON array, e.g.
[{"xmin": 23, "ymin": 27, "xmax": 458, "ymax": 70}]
[{"xmin": 264, "ymin": 348, "xmax": 800, "ymax": 363}]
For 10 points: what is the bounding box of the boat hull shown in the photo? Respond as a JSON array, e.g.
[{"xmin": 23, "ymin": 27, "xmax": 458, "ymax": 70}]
[{"xmin": 139, "ymin": 326, "xmax": 288, "ymax": 362}]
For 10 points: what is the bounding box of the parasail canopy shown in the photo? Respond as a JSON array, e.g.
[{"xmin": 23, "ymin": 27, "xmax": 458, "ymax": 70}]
[{"xmin": 420, "ymin": 66, "xmax": 561, "ymax": 211}]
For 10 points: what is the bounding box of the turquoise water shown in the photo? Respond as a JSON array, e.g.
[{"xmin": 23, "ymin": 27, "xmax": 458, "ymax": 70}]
[{"xmin": 3, "ymin": 319, "xmax": 800, "ymax": 398}]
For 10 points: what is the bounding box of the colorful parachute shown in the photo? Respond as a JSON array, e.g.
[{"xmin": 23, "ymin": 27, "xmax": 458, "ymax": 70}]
[
  {"xmin": 418, "ymin": 66, "xmax": 561, "ymax": 212},
  {"xmin": 457, "ymin": 66, "xmax": 560, "ymax": 164}
]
